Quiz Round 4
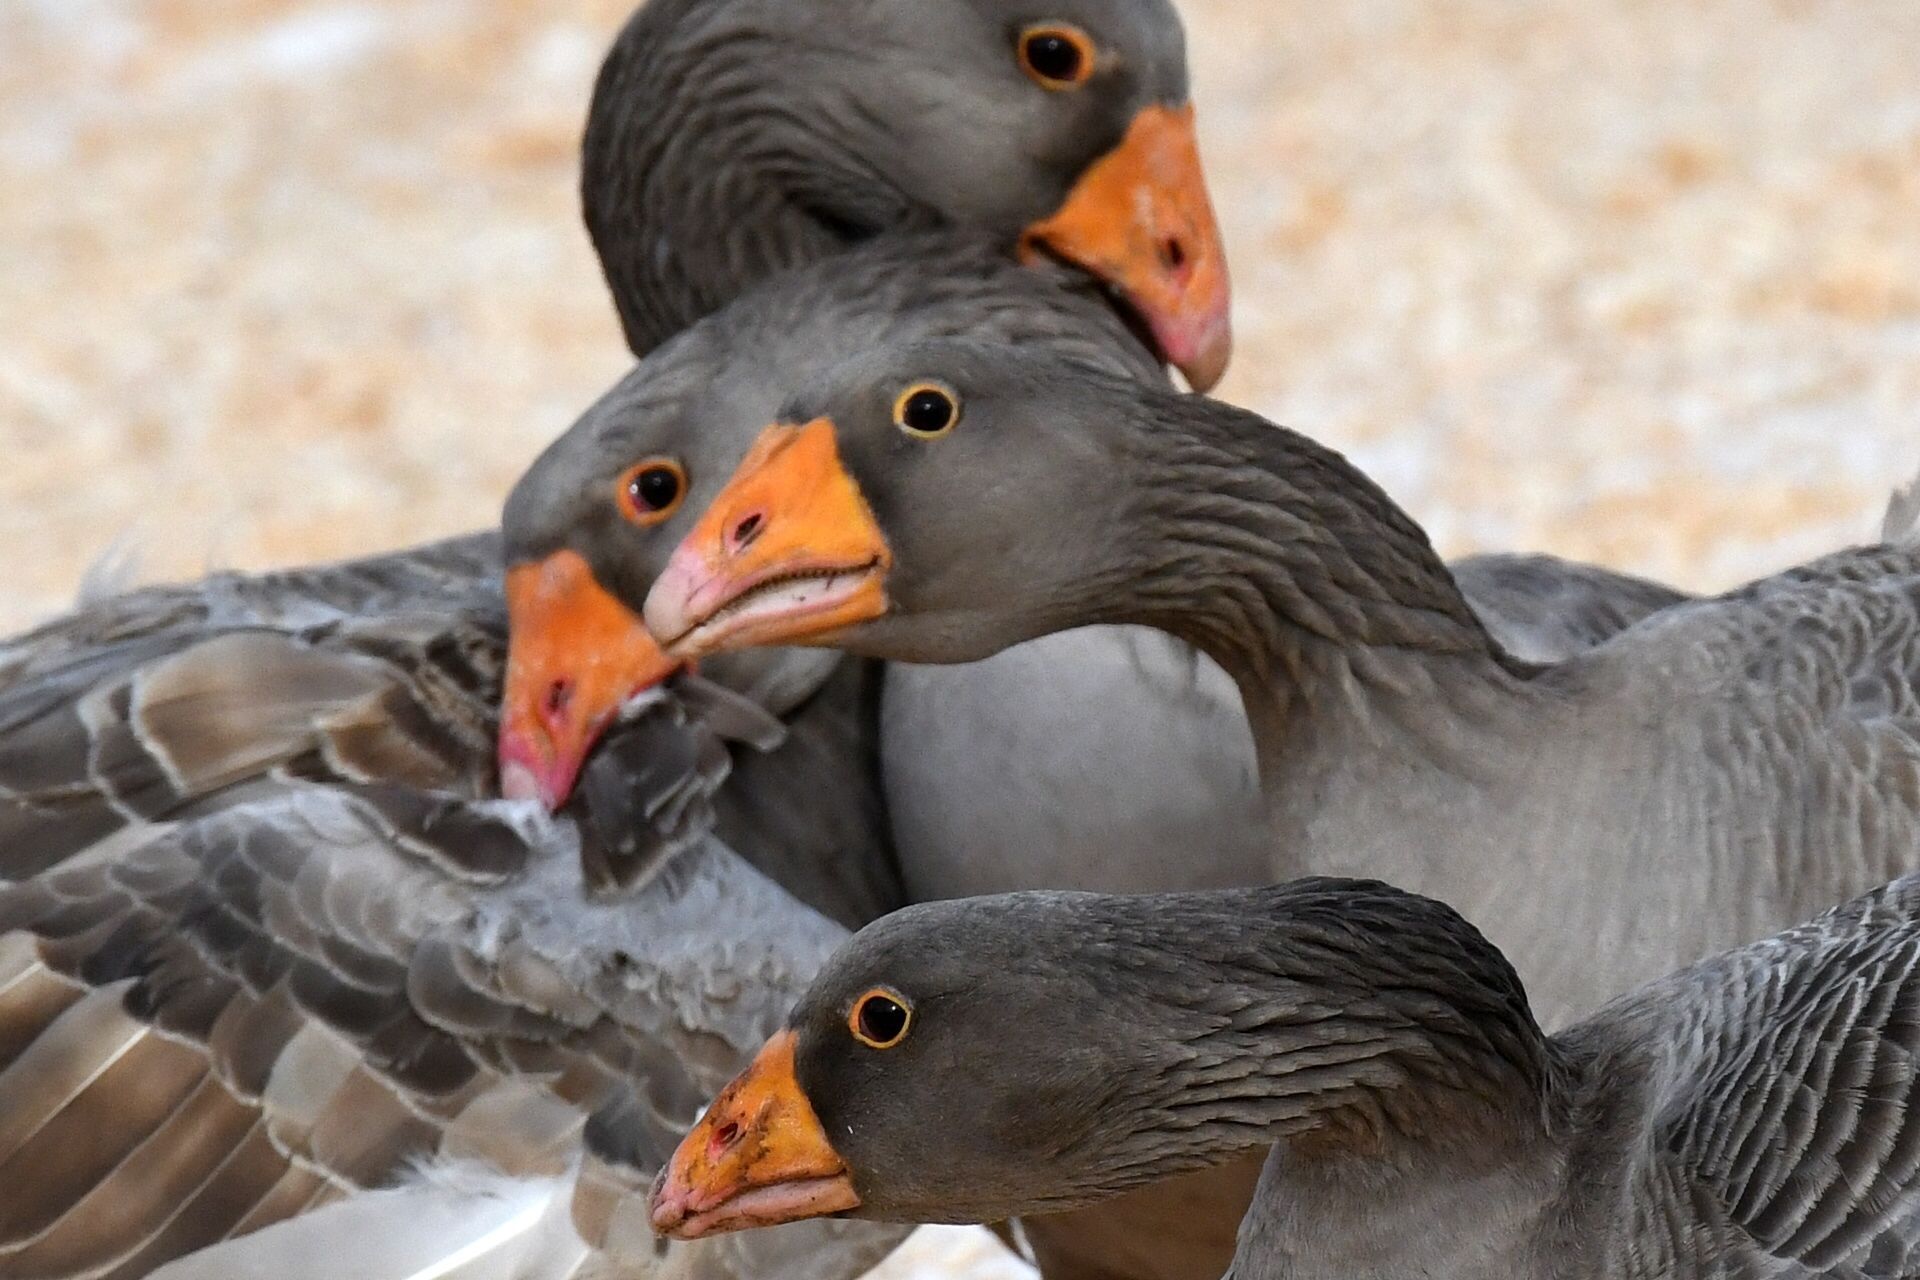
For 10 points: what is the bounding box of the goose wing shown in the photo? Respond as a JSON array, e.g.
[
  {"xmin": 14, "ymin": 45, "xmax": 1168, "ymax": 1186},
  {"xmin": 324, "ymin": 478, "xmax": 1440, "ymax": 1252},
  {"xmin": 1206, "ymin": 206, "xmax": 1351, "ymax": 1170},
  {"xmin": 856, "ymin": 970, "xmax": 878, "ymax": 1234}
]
[
  {"xmin": 1624, "ymin": 876, "xmax": 1920, "ymax": 1277},
  {"xmin": 0, "ymin": 548, "xmax": 906, "ymax": 1278},
  {"xmin": 1448, "ymin": 552, "xmax": 1691, "ymax": 663}
]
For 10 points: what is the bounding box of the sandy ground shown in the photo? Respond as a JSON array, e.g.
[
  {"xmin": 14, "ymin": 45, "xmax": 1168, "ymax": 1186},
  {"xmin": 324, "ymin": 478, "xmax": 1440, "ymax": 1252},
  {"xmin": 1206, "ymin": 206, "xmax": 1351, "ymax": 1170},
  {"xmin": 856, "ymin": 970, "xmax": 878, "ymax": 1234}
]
[{"xmin": 2, "ymin": 0, "xmax": 1918, "ymax": 1275}]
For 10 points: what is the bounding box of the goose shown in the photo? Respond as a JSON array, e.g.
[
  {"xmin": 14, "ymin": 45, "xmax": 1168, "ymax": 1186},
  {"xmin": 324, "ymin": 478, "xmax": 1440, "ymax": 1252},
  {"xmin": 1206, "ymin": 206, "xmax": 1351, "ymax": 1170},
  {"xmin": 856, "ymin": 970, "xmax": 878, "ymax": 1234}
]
[
  {"xmin": 581, "ymin": 0, "xmax": 1230, "ymax": 382},
  {"xmin": 639, "ymin": 337, "xmax": 1920, "ymax": 1035},
  {"xmin": 644, "ymin": 873, "xmax": 1920, "ymax": 1278}
]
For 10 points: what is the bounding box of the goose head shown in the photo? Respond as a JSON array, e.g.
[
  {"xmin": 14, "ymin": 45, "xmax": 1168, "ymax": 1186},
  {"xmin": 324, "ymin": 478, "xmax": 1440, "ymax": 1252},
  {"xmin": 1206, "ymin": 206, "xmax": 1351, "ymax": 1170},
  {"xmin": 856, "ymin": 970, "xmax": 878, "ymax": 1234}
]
[
  {"xmin": 500, "ymin": 259, "xmax": 1159, "ymax": 807},
  {"xmin": 587, "ymin": 0, "xmax": 1231, "ymax": 387},
  {"xmin": 646, "ymin": 880, "xmax": 1551, "ymax": 1237},
  {"xmin": 642, "ymin": 339, "xmax": 1176, "ymax": 668}
]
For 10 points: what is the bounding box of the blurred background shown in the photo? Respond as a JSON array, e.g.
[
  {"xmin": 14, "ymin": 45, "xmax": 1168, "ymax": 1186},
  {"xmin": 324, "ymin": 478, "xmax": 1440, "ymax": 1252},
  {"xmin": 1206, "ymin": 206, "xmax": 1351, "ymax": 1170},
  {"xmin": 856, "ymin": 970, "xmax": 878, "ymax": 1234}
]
[{"xmin": 0, "ymin": 0, "xmax": 1916, "ymax": 1272}]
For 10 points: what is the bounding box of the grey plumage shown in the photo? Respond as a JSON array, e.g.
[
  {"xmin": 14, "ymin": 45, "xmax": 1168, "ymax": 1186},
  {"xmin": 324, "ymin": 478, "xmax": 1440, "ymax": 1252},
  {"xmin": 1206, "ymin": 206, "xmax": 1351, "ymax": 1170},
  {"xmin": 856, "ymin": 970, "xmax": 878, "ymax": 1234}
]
[
  {"xmin": 882, "ymin": 554, "xmax": 1684, "ymax": 906},
  {"xmin": 688, "ymin": 875, "xmax": 1920, "ymax": 1278},
  {"xmin": 1883, "ymin": 476, "xmax": 1920, "ymax": 546},
  {"xmin": 580, "ymin": 0, "xmax": 1194, "ymax": 360},
  {"xmin": 1447, "ymin": 552, "xmax": 1690, "ymax": 663},
  {"xmin": 652, "ymin": 340, "xmax": 1920, "ymax": 1036}
]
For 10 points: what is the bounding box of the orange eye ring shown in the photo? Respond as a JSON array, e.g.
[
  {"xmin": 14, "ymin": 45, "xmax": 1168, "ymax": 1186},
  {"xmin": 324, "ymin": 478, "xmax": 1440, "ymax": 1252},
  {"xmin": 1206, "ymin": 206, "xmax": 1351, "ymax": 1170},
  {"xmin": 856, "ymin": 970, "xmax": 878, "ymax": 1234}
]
[
  {"xmin": 848, "ymin": 987, "xmax": 913, "ymax": 1049},
  {"xmin": 891, "ymin": 382, "xmax": 961, "ymax": 438},
  {"xmin": 1017, "ymin": 24, "xmax": 1097, "ymax": 90},
  {"xmin": 616, "ymin": 458, "xmax": 687, "ymax": 527}
]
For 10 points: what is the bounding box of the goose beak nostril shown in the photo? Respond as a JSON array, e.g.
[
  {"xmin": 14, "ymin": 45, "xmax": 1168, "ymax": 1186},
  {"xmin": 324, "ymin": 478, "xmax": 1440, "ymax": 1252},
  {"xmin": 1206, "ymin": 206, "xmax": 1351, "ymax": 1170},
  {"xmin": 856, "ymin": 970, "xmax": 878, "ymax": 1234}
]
[
  {"xmin": 730, "ymin": 511, "xmax": 765, "ymax": 553},
  {"xmin": 542, "ymin": 678, "xmax": 573, "ymax": 724}
]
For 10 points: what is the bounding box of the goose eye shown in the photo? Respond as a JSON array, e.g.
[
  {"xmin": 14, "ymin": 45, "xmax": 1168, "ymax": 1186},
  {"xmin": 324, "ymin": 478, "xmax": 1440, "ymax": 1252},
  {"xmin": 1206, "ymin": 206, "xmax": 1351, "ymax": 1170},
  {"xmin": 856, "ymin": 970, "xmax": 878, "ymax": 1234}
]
[
  {"xmin": 849, "ymin": 988, "xmax": 912, "ymax": 1049},
  {"xmin": 1018, "ymin": 24, "xmax": 1095, "ymax": 89},
  {"xmin": 617, "ymin": 459, "xmax": 687, "ymax": 526},
  {"xmin": 892, "ymin": 382, "xmax": 960, "ymax": 438}
]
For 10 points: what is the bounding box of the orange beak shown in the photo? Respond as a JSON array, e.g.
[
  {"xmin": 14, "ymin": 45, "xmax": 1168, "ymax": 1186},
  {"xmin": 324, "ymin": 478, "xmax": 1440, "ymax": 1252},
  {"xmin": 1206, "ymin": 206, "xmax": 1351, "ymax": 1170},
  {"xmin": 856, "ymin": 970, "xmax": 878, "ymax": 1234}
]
[
  {"xmin": 644, "ymin": 419, "xmax": 890, "ymax": 658},
  {"xmin": 650, "ymin": 1030, "xmax": 860, "ymax": 1238},
  {"xmin": 499, "ymin": 549, "xmax": 681, "ymax": 809},
  {"xmin": 1021, "ymin": 102, "xmax": 1232, "ymax": 392}
]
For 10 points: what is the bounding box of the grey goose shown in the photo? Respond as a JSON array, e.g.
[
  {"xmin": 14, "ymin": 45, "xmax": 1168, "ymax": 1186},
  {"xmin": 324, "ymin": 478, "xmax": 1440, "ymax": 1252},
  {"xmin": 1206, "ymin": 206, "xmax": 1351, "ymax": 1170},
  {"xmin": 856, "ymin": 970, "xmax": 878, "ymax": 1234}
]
[
  {"xmin": 640, "ymin": 337, "xmax": 1920, "ymax": 1034},
  {"xmin": 649, "ymin": 873, "xmax": 1920, "ymax": 1278}
]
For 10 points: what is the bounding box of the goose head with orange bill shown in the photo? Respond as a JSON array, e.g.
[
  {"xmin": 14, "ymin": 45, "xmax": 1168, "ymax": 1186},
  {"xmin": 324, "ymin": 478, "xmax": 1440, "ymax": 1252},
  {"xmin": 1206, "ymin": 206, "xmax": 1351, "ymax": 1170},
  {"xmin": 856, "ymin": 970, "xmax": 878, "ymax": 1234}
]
[
  {"xmin": 641, "ymin": 339, "xmax": 1185, "ymax": 672},
  {"xmin": 499, "ymin": 248, "xmax": 1164, "ymax": 809},
  {"xmin": 649, "ymin": 880, "xmax": 1549, "ymax": 1239},
  {"xmin": 589, "ymin": 0, "xmax": 1233, "ymax": 386}
]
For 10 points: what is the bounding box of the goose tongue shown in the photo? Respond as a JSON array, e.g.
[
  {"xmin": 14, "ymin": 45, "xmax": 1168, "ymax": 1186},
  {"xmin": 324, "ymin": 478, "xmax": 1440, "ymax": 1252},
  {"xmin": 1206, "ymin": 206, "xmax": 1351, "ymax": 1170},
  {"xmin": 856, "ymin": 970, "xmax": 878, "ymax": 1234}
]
[
  {"xmin": 499, "ymin": 549, "xmax": 680, "ymax": 808},
  {"xmin": 1021, "ymin": 102, "xmax": 1232, "ymax": 391}
]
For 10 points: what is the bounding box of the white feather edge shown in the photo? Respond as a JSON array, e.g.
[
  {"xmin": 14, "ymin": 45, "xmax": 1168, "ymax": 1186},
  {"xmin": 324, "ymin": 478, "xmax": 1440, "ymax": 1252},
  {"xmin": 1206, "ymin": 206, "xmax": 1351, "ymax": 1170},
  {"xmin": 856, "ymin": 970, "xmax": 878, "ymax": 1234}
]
[{"xmin": 147, "ymin": 1162, "xmax": 590, "ymax": 1280}]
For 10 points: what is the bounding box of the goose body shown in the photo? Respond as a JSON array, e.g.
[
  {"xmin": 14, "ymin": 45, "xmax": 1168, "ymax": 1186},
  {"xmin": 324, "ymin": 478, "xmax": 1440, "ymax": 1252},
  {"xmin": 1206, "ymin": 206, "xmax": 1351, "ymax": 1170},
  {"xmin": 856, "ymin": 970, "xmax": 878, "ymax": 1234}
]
[
  {"xmin": 887, "ymin": 553, "xmax": 1683, "ymax": 906},
  {"xmin": 881, "ymin": 549, "xmax": 1687, "ymax": 905},
  {"xmin": 652, "ymin": 873, "xmax": 1920, "ymax": 1279},
  {"xmin": 643, "ymin": 340, "xmax": 1920, "ymax": 1034}
]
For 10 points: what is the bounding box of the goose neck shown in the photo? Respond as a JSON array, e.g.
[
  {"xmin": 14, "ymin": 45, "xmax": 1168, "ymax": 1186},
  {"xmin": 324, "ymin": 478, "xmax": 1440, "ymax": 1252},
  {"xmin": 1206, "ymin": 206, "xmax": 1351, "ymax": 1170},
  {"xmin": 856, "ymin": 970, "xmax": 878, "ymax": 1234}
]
[{"xmin": 1099, "ymin": 400, "xmax": 1542, "ymax": 750}]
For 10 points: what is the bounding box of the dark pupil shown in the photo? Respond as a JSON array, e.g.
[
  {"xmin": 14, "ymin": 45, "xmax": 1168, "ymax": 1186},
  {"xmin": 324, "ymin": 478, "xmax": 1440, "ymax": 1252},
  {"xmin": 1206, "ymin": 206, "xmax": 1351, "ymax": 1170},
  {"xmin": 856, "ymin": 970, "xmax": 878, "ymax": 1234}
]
[
  {"xmin": 631, "ymin": 466, "xmax": 680, "ymax": 511},
  {"xmin": 858, "ymin": 995, "xmax": 907, "ymax": 1043},
  {"xmin": 902, "ymin": 391, "xmax": 954, "ymax": 434},
  {"xmin": 1026, "ymin": 33, "xmax": 1081, "ymax": 81}
]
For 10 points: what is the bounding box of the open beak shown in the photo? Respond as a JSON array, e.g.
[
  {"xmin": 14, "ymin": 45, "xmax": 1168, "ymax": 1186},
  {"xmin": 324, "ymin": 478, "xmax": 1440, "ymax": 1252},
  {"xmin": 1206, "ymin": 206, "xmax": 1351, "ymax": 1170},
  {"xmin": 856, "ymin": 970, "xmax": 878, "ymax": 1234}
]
[
  {"xmin": 1021, "ymin": 102, "xmax": 1232, "ymax": 392},
  {"xmin": 650, "ymin": 1030, "xmax": 860, "ymax": 1238},
  {"xmin": 645, "ymin": 419, "xmax": 890, "ymax": 658},
  {"xmin": 499, "ymin": 549, "xmax": 681, "ymax": 809}
]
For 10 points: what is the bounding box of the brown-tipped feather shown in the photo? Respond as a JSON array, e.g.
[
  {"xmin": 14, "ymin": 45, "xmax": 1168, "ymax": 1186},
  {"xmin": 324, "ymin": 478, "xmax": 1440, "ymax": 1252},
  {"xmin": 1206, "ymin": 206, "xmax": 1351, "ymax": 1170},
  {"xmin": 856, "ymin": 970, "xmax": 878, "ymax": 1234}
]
[
  {"xmin": 206, "ymin": 986, "xmax": 307, "ymax": 1101},
  {"xmin": 129, "ymin": 634, "xmax": 395, "ymax": 797},
  {"xmin": 255, "ymin": 1024, "xmax": 361, "ymax": 1159},
  {"xmin": 303, "ymin": 1067, "xmax": 440, "ymax": 1187},
  {"xmin": 0, "ymin": 1029, "xmax": 206, "ymax": 1244},
  {"xmin": 93, "ymin": 1125, "xmax": 322, "ymax": 1280},
  {"xmin": 223, "ymin": 1160, "xmax": 337, "ymax": 1245},
  {"xmin": 1, "ymin": 1079, "xmax": 265, "ymax": 1276},
  {"xmin": 0, "ymin": 958, "xmax": 84, "ymax": 1072},
  {"xmin": 0, "ymin": 984, "xmax": 147, "ymax": 1168}
]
